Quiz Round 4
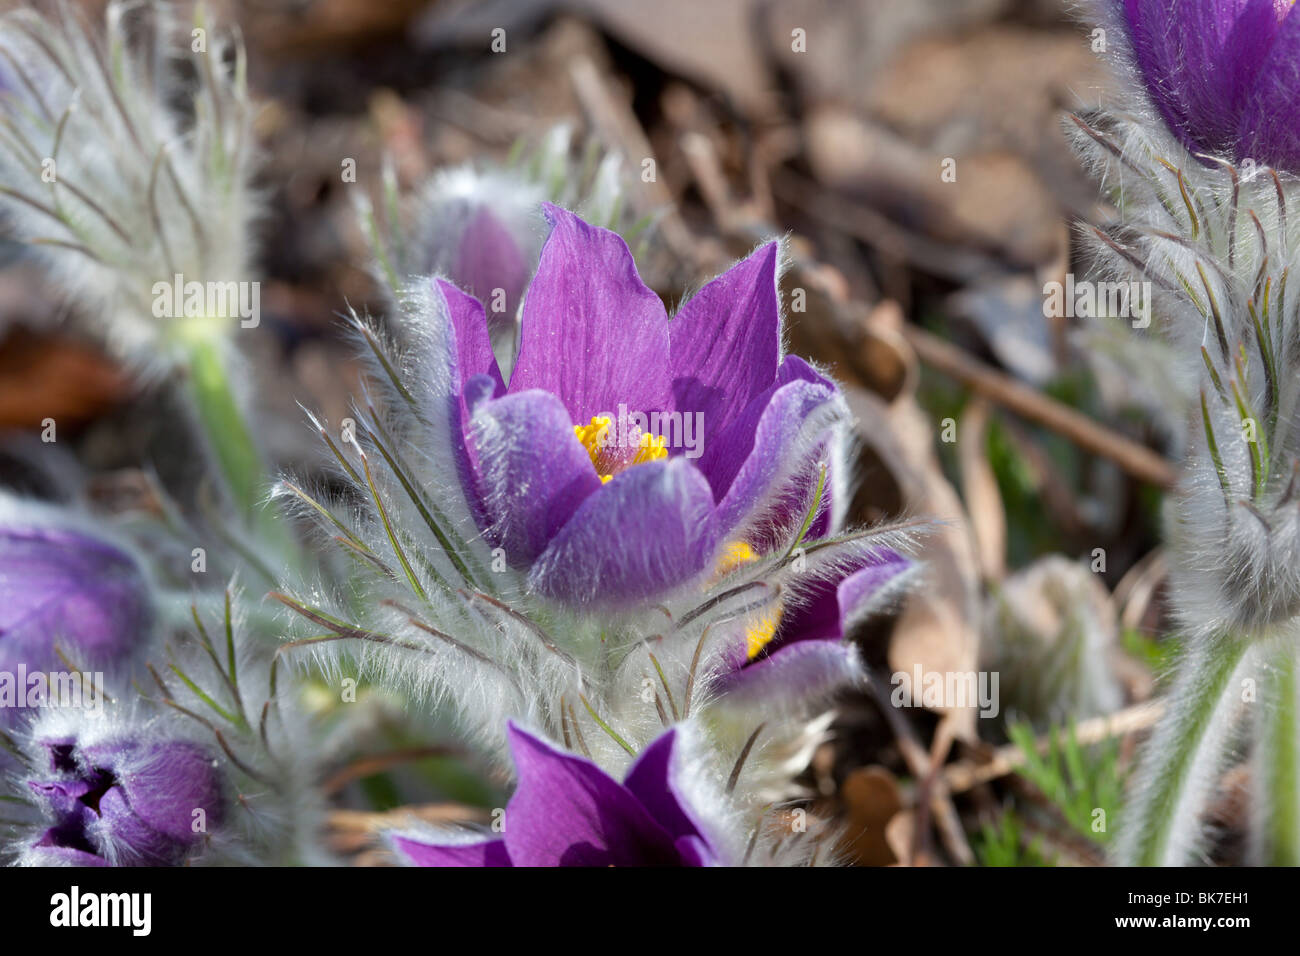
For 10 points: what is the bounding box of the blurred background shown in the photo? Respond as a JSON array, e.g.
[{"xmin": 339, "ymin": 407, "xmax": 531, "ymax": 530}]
[{"xmin": 0, "ymin": 0, "xmax": 1194, "ymax": 865}]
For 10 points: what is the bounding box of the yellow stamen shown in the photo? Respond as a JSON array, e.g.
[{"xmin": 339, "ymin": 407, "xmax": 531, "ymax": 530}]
[
  {"xmin": 631, "ymin": 432, "xmax": 668, "ymax": 466},
  {"xmin": 574, "ymin": 416, "xmax": 614, "ymax": 481},
  {"xmin": 745, "ymin": 609, "xmax": 783, "ymax": 659},
  {"xmin": 572, "ymin": 415, "xmax": 667, "ymax": 482},
  {"xmin": 712, "ymin": 540, "xmax": 783, "ymax": 659},
  {"xmin": 714, "ymin": 540, "xmax": 760, "ymax": 577}
]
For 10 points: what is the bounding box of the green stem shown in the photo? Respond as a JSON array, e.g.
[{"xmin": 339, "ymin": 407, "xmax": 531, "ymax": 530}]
[
  {"xmin": 180, "ymin": 330, "xmax": 295, "ymax": 564},
  {"xmin": 1116, "ymin": 633, "xmax": 1250, "ymax": 866},
  {"xmin": 183, "ymin": 333, "xmax": 263, "ymax": 517},
  {"xmin": 1259, "ymin": 644, "xmax": 1300, "ymax": 865}
]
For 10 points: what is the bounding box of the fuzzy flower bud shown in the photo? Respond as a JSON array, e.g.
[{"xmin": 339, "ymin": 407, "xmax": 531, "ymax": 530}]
[
  {"xmin": 1118, "ymin": 0, "xmax": 1300, "ymax": 172},
  {"xmin": 0, "ymin": 499, "xmax": 152, "ymax": 706},
  {"xmin": 22, "ymin": 730, "xmax": 224, "ymax": 867}
]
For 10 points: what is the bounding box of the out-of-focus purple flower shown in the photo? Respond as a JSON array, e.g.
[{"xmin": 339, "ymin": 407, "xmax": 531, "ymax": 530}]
[
  {"xmin": 452, "ymin": 205, "xmax": 532, "ymax": 326},
  {"xmin": 0, "ymin": 525, "xmax": 151, "ymax": 676},
  {"xmin": 392, "ymin": 723, "xmax": 717, "ymax": 866},
  {"xmin": 24, "ymin": 734, "xmax": 224, "ymax": 866},
  {"xmin": 1119, "ymin": 0, "xmax": 1300, "ymax": 170},
  {"xmin": 413, "ymin": 170, "xmax": 541, "ymax": 348},
  {"xmin": 445, "ymin": 203, "xmax": 843, "ymax": 606},
  {"xmin": 716, "ymin": 547, "xmax": 915, "ymax": 704}
]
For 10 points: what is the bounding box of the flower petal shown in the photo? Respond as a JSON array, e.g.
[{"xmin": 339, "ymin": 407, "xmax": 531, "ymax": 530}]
[
  {"xmin": 528, "ymin": 457, "xmax": 716, "ymax": 605},
  {"xmin": 717, "ymin": 639, "xmax": 863, "ymax": 706},
  {"xmin": 775, "ymin": 548, "xmax": 915, "ymax": 648},
  {"xmin": 453, "ymin": 206, "xmax": 531, "ymax": 331},
  {"xmin": 1236, "ymin": 3, "xmax": 1300, "ymax": 168},
  {"xmin": 621, "ymin": 729, "xmax": 710, "ymax": 853},
  {"xmin": 438, "ymin": 278, "xmax": 505, "ymax": 396},
  {"xmin": 1122, "ymin": 0, "xmax": 1291, "ymax": 163},
  {"xmin": 502, "ymin": 724, "xmax": 682, "ymax": 866},
  {"xmin": 0, "ymin": 526, "xmax": 150, "ymax": 674},
  {"xmin": 700, "ymin": 356, "xmax": 844, "ymax": 539},
  {"xmin": 391, "ymin": 835, "xmax": 512, "ymax": 867},
  {"xmin": 508, "ymin": 204, "xmax": 670, "ymax": 421},
  {"xmin": 669, "ymin": 242, "xmax": 780, "ymax": 439},
  {"xmin": 469, "ymin": 389, "xmax": 603, "ymax": 567}
]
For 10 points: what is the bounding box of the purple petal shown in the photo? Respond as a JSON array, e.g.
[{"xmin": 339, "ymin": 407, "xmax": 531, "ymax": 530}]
[
  {"xmin": 94, "ymin": 787, "xmax": 185, "ymax": 865},
  {"xmin": 622, "ymin": 730, "xmax": 709, "ymax": 852},
  {"xmin": 28, "ymin": 778, "xmax": 96, "ymax": 818},
  {"xmin": 502, "ymin": 724, "xmax": 682, "ymax": 867},
  {"xmin": 438, "ymin": 278, "xmax": 505, "ymax": 396},
  {"xmin": 469, "ymin": 389, "xmax": 603, "ymax": 567},
  {"xmin": 1237, "ymin": 4, "xmax": 1300, "ymax": 168},
  {"xmin": 776, "ymin": 549, "xmax": 915, "ymax": 648},
  {"xmin": 438, "ymin": 281, "xmax": 506, "ymax": 527},
  {"xmin": 111, "ymin": 741, "xmax": 224, "ymax": 845},
  {"xmin": 453, "ymin": 206, "xmax": 531, "ymax": 330},
  {"xmin": 700, "ymin": 356, "xmax": 841, "ymax": 539},
  {"xmin": 669, "ymin": 242, "xmax": 780, "ymax": 440},
  {"xmin": 392, "ymin": 835, "xmax": 512, "ymax": 867},
  {"xmin": 508, "ymin": 204, "xmax": 671, "ymax": 422},
  {"xmin": 718, "ymin": 639, "xmax": 863, "ymax": 705},
  {"xmin": 1121, "ymin": 0, "xmax": 1300, "ymax": 166},
  {"xmin": 0, "ymin": 526, "xmax": 150, "ymax": 676},
  {"xmin": 528, "ymin": 458, "xmax": 716, "ymax": 605}
]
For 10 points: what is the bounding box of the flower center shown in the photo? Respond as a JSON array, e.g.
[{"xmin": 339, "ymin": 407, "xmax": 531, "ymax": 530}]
[
  {"xmin": 573, "ymin": 415, "xmax": 668, "ymax": 484},
  {"xmin": 713, "ymin": 541, "xmax": 784, "ymax": 659}
]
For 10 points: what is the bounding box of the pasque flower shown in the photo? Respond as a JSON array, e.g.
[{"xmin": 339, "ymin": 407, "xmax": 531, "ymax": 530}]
[
  {"xmin": 1118, "ymin": 0, "xmax": 1300, "ymax": 171},
  {"xmin": 22, "ymin": 732, "xmax": 224, "ymax": 867},
  {"xmin": 391, "ymin": 723, "xmax": 719, "ymax": 866},
  {"xmin": 716, "ymin": 546, "xmax": 914, "ymax": 705},
  {"xmin": 276, "ymin": 199, "xmax": 913, "ymax": 821},
  {"xmin": 454, "ymin": 203, "xmax": 844, "ymax": 605},
  {"xmin": 0, "ymin": 500, "xmax": 152, "ymax": 696},
  {"xmin": 1079, "ymin": 0, "xmax": 1300, "ymax": 866}
]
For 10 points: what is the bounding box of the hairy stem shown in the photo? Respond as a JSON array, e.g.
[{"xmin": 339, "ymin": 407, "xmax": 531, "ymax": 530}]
[
  {"xmin": 1114, "ymin": 633, "xmax": 1250, "ymax": 866},
  {"xmin": 181, "ymin": 330, "xmax": 294, "ymax": 559}
]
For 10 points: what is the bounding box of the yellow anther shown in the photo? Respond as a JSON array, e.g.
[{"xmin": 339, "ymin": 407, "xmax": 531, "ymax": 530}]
[
  {"xmin": 572, "ymin": 414, "xmax": 667, "ymax": 482},
  {"xmin": 712, "ymin": 540, "xmax": 783, "ymax": 659},
  {"xmin": 714, "ymin": 540, "xmax": 760, "ymax": 578},
  {"xmin": 573, "ymin": 416, "xmax": 612, "ymax": 455},
  {"xmin": 574, "ymin": 416, "xmax": 615, "ymax": 482},
  {"xmin": 631, "ymin": 432, "xmax": 668, "ymax": 466},
  {"xmin": 745, "ymin": 609, "xmax": 783, "ymax": 659}
]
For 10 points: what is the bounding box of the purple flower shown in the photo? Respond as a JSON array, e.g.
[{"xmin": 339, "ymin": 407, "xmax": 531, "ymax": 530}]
[
  {"xmin": 1119, "ymin": 0, "xmax": 1300, "ymax": 170},
  {"xmin": 420, "ymin": 181, "xmax": 537, "ymax": 343},
  {"xmin": 0, "ymin": 524, "xmax": 151, "ymax": 678},
  {"xmin": 391, "ymin": 723, "xmax": 717, "ymax": 866},
  {"xmin": 716, "ymin": 548, "xmax": 915, "ymax": 704},
  {"xmin": 24, "ymin": 734, "xmax": 224, "ymax": 866},
  {"xmin": 444, "ymin": 203, "xmax": 843, "ymax": 606}
]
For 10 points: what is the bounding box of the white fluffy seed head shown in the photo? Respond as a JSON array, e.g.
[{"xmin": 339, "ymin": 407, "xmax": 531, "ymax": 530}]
[{"xmin": 0, "ymin": 1, "xmax": 259, "ymax": 380}]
